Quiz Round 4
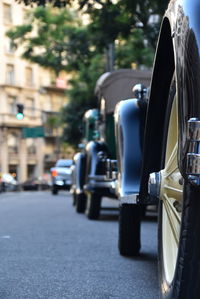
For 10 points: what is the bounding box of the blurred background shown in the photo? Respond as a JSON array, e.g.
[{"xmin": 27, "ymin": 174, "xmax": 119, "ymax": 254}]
[{"xmin": 0, "ymin": 0, "xmax": 168, "ymax": 188}]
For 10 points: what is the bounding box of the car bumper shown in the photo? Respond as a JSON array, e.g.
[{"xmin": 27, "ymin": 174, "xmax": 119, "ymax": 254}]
[
  {"xmin": 53, "ymin": 179, "xmax": 72, "ymax": 189},
  {"xmin": 84, "ymin": 175, "xmax": 117, "ymax": 197}
]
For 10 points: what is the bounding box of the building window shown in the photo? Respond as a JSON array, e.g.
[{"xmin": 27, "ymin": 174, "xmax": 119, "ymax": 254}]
[
  {"xmin": 25, "ymin": 67, "xmax": 34, "ymax": 86},
  {"xmin": 6, "ymin": 64, "xmax": 15, "ymax": 85},
  {"xmin": 6, "ymin": 38, "xmax": 16, "ymax": 54},
  {"xmin": 26, "ymin": 97, "xmax": 35, "ymax": 116},
  {"xmin": 8, "ymin": 95, "xmax": 17, "ymax": 114},
  {"xmin": 7, "ymin": 133, "xmax": 18, "ymax": 154},
  {"xmin": 26, "ymin": 138, "xmax": 36, "ymax": 155},
  {"xmin": 8, "ymin": 165, "xmax": 18, "ymax": 180},
  {"xmin": 3, "ymin": 3, "xmax": 12, "ymax": 24},
  {"xmin": 27, "ymin": 164, "xmax": 36, "ymax": 179},
  {"xmin": 23, "ymin": 8, "xmax": 29, "ymax": 21}
]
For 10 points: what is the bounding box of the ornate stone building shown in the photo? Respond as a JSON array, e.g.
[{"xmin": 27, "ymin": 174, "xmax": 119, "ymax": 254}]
[{"xmin": 0, "ymin": 0, "xmax": 73, "ymax": 182}]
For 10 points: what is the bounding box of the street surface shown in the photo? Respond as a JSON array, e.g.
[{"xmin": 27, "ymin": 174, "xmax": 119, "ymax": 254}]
[{"xmin": 0, "ymin": 191, "xmax": 159, "ymax": 299}]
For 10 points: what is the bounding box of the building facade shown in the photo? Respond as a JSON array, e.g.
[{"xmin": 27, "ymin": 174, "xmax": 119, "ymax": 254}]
[{"xmin": 0, "ymin": 0, "xmax": 72, "ymax": 182}]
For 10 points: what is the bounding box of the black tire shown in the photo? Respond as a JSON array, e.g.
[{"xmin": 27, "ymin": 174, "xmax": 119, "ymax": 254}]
[
  {"xmin": 141, "ymin": 205, "xmax": 147, "ymax": 218},
  {"xmin": 118, "ymin": 204, "xmax": 141, "ymax": 256},
  {"xmin": 52, "ymin": 186, "xmax": 58, "ymax": 195},
  {"xmin": 85, "ymin": 192, "xmax": 101, "ymax": 220},
  {"xmin": 76, "ymin": 193, "xmax": 86, "ymax": 213},
  {"xmin": 158, "ymin": 78, "xmax": 200, "ymax": 298}
]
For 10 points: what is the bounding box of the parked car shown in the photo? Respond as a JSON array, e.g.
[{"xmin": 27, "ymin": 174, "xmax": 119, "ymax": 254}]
[
  {"xmin": 0, "ymin": 173, "xmax": 19, "ymax": 192},
  {"xmin": 71, "ymin": 109, "xmax": 99, "ymax": 212},
  {"xmin": 50, "ymin": 159, "xmax": 73, "ymax": 195},
  {"xmin": 22, "ymin": 176, "xmax": 50, "ymax": 191},
  {"xmin": 83, "ymin": 69, "xmax": 151, "ymax": 220},
  {"xmin": 113, "ymin": 0, "xmax": 200, "ymax": 298}
]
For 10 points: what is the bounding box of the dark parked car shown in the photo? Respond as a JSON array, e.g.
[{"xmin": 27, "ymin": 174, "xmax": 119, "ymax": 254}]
[
  {"xmin": 0, "ymin": 173, "xmax": 19, "ymax": 192},
  {"xmin": 84, "ymin": 69, "xmax": 151, "ymax": 220},
  {"xmin": 71, "ymin": 109, "xmax": 99, "ymax": 212},
  {"xmin": 50, "ymin": 159, "xmax": 73, "ymax": 195},
  {"xmin": 72, "ymin": 70, "xmax": 151, "ymax": 219},
  {"xmin": 22, "ymin": 176, "xmax": 50, "ymax": 191}
]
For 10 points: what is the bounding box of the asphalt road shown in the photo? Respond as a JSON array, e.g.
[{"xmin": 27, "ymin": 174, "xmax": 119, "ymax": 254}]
[{"xmin": 0, "ymin": 191, "xmax": 159, "ymax": 299}]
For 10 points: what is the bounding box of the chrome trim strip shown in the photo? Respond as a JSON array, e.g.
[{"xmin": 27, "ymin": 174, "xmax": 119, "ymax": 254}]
[
  {"xmin": 89, "ymin": 181, "xmax": 114, "ymax": 188},
  {"xmin": 186, "ymin": 118, "xmax": 200, "ymax": 184}
]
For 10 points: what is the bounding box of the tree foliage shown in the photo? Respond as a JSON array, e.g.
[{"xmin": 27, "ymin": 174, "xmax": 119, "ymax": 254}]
[
  {"xmin": 85, "ymin": 0, "xmax": 169, "ymax": 50},
  {"xmin": 115, "ymin": 29, "xmax": 154, "ymax": 69},
  {"xmin": 10, "ymin": 0, "xmax": 169, "ymax": 146},
  {"xmin": 16, "ymin": 0, "xmax": 169, "ymax": 48},
  {"xmin": 7, "ymin": 6, "xmax": 105, "ymax": 146},
  {"xmin": 17, "ymin": 0, "xmax": 67, "ymax": 7},
  {"xmin": 7, "ymin": 7, "xmax": 91, "ymax": 76},
  {"xmin": 61, "ymin": 54, "xmax": 104, "ymax": 146}
]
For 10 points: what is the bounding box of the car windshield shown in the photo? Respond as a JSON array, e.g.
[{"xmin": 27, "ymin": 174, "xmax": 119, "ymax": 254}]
[{"xmin": 55, "ymin": 160, "xmax": 72, "ymax": 168}]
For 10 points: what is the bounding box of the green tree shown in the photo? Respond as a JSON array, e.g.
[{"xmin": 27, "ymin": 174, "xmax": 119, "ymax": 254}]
[
  {"xmin": 71, "ymin": 0, "xmax": 168, "ymax": 75},
  {"xmin": 7, "ymin": 6, "xmax": 105, "ymax": 146},
  {"xmin": 115, "ymin": 29, "xmax": 154, "ymax": 69},
  {"xmin": 7, "ymin": 6, "xmax": 91, "ymax": 76},
  {"xmin": 85, "ymin": 0, "xmax": 169, "ymax": 52},
  {"xmin": 45, "ymin": 114, "xmax": 61, "ymax": 156},
  {"xmin": 61, "ymin": 53, "xmax": 104, "ymax": 146},
  {"xmin": 15, "ymin": 0, "xmax": 169, "ymax": 49},
  {"xmin": 9, "ymin": 1, "xmax": 167, "ymax": 146}
]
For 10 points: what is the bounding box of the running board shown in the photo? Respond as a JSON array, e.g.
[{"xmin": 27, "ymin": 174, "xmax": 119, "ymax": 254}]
[{"xmin": 120, "ymin": 193, "xmax": 158, "ymax": 205}]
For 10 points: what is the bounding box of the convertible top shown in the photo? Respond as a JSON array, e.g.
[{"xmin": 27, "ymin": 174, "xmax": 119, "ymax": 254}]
[{"xmin": 95, "ymin": 69, "xmax": 151, "ymax": 114}]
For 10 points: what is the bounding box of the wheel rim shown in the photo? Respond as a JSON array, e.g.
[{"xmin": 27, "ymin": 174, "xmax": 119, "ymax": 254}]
[{"xmin": 160, "ymin": 92, "xmax": 183, "ymax": 284}]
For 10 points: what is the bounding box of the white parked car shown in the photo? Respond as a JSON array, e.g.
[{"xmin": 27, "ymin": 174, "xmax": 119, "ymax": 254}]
[{"xmin": 50, "ymin": 159, "xmax": 73, "ymax": 195}]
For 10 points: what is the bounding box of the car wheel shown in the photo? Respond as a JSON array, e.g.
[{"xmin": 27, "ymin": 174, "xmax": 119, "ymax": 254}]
[
  {"xmin": 52, "ymin": 186, "xmax": 58, "ymax": 195},
  {"xmin": 76, "ymin": 193, "xmax": 86, "ymax": 213},
  {"xmin": 158, "ymin": 79, "xmax": 200, "ymax": 298},
  {"xmin": 85, "ymin": 192, "xmax": 101, "ymax": 220},
  {"xmin": 118, "ymin": 204, "xmax": 141, "ymax": 256}
]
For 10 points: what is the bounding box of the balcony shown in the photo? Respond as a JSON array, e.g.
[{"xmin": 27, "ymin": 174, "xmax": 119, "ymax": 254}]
[
  {"xmin": 27, "ymin": 153, "xmax": 37, "ymax": 164},
  {"xmin": 0, "ymin": 113, "xmax": 42, "ymax": 128}
]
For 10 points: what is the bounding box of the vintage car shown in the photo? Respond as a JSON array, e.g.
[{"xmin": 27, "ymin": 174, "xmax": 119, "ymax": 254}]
[
  {"xmin": 71, "ymin": 109, "xmax": 99, "ymax": 212},
  {"xmin": 114, "ymin": 0, "xmax": 200, "ymax": 298},
  {"xmin": 83, "ymin": 69, "xmax": 151, "ymax": 220}
]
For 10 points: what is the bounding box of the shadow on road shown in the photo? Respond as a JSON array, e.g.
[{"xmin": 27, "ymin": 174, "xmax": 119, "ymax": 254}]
[
  {"xmin": 99, "ymin": 213, "xmax": 119, "ymax": 221},
  {"xmin": 133, "ymin": 251, "xmax": 157, "ymax": 262},
  {"xmin": 99, "ymin": 207, "xmax": 119, "ymax": 221},
  {"xmin": 99, "ymin": 207, "xmax": 158, "ymax": 223}
]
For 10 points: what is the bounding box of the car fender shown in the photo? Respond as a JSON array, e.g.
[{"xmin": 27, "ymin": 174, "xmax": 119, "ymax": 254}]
[
  {"xmin": 115, "ymin": 98, "xmax": 147, "ymax": 198},
  {"xmin": 85, "ymin": 141, "xmax": 108, "ymax": 179},
  {"xmin": 73, "ymin": 152, "xmax": 86, "ymax": 194},
  {"xmin": 139, "ymin": 0, "xmax": 200, "ymax": 200}
]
